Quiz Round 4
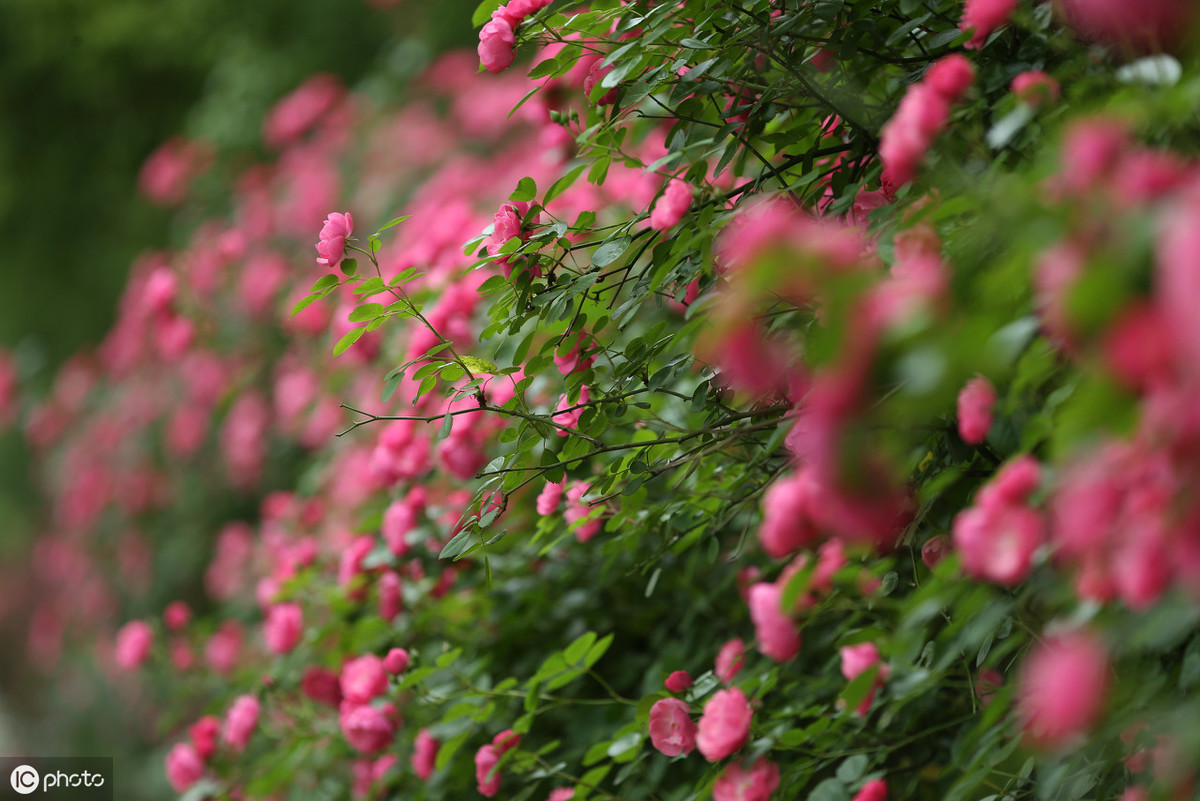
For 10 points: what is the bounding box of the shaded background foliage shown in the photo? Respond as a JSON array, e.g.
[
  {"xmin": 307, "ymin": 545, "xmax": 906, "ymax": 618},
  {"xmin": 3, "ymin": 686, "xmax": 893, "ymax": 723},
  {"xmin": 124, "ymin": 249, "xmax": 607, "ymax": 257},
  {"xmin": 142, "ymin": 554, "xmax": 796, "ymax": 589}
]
[{"xmin": 0, "ymin": 0, "xmax": 475, "ymax": 786}]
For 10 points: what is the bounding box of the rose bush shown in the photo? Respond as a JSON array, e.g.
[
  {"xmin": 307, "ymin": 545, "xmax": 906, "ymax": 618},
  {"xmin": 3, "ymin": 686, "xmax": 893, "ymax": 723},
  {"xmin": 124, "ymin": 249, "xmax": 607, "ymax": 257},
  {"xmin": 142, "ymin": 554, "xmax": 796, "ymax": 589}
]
[{"xmin": 4, "ymin": 0, "xmax": 1200, "ymax": 799}]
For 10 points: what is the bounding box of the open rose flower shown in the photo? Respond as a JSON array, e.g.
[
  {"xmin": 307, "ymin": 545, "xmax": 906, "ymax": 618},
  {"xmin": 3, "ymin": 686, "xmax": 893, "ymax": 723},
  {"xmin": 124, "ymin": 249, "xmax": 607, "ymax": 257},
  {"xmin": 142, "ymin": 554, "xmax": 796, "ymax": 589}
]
[{"xmin": 315, "ymin": 212, "xmax": 353, "ymax": 268}]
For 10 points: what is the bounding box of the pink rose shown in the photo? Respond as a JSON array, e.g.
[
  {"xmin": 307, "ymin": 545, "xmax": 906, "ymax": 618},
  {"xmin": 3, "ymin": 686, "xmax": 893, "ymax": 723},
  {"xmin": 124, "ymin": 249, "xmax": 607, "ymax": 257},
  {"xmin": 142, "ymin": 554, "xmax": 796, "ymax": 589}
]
[
  {"xmin": 222, "ymin": 694, "xmax": 260, "ymax": 752},
  {"xmin": 548, "ymin": 789, "xmax": 576, "ymax": 801},
  {"xmin": 1011, "ymin": 71, "xmax": 1060, "ymax": 106},
  {"xmin": 384, "ymin": 647, "xmax": 410, "ymax": 675},
  {"xmin": 189, "ymin": 715, "xmax": 220, "ymax": 761},
  {"xmin": 956, "ymin": 375, "xmax": 996, "ymax": 444},
  {"xmin": 696, "ymin": 688, "xmax": 753, "ymax": 761},
  {"xmin": 712, "ymin": 757, "xmax": 780, "ymax": 801},
  {"xmin": 478, "ymin": 19, "xmax": 516, "ymax": 75},
  {"xmin": 379, "ymin": 571, "xmax": 403, "ymax": 622},
  {"xmin": 649, "ymin": 179, "xmax": 693, "ymax": 231},
  {"xmin": 412, "ymin": 728, "xmax": 440, "ymax": 780},
  {"xmin": 665, "ymin": 670, "xmax": 694, "ymax": 693},
  {"xmin": 164, "ymin": 601, "xmax": 191, "ymax": 630},
  {"xmin": 341, "ymin": 654, "xmax": 389, "ymax": 704},
  {"xmin": 315, "ymin": 212, "xmax": 353, "ymax": 268},
  {"xmin": 115, "ymin": 620, "xmax": 153, "ymax": 670},
  {"xmin": 264, "ymin": 603, "xmax": 302, "ymax": 655},
  {"xmin": 840, "ymin": 642, "xmax": 889, "ymax": 715},
  {"xmin": 302, "ymin": 666, "xmax": 343, "ymax": 707},
  {"xmin": 747, "ymin": 582, "xmax": 801, "ymax": 662},
  {"xmin": 715, "ymin": 638, "xmax": 745, "ymax": 683},
  {"xmin": 648, "ymin": 698, "xmax": 697, "ymax": 756},
  {"xmin": 492, "ymin": 729, "xmax": 522, "ymax": 754},
  {"xmin": 759, "ymin": 472, "xmax": 819, "ymax": 558},
  {"xmin": 536, "ymin": 479, "xmax": 564, "ymax": 516},
  {"xmin": 165, "ymin": 742, "xmax": 205, "ymax": 793},
  {"xmin": 475, "ymin": 744, "xmax": 503, "ymax": 797},
  {"xmin": 960, "ymin": 0, "xmax": 1017, "ymax": 48},
  {"xmin": 1018, "ymin": 631, "xmax": 1109, "ymax": 749},
  {"xmin": 921, "ymin": 534, "xmax": 950, "ymax": 568},
  {"xmin": 953, "ymin": 499, "xmax": 1042, "ymax": 586},
  {"xmin": 340, "ymin": 702, "xmax": 397, "ymax": 754},
  {"xmin": 924, "ymin": 54, "xmax": 976, "ymax": 101},
  {"xmin": 853, "ymin": 778, "xmax": 889, "ymax": 801}
]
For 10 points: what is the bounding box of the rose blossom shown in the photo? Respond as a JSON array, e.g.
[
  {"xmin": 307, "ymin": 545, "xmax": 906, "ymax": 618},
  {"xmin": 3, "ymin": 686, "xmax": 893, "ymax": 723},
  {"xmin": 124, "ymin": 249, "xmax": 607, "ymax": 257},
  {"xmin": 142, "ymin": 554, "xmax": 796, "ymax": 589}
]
[
  {"xmin": 715, "ymin": 638, "xmax": 745, "ymax": 682},
  {"xmin": 648, "ymin": 698, "xmax": 697, "ymax": 756},
  {"xmin": 712, "ymin": 757, "xmax": 780, "ymax": 801},
  {"xmin": 263, "ymin": 602, "xmax": 302, "ymax": 655},
  {"xmin": 115, "ymin": 620, "xmax": 153, "ymax": 670},
  {"xmin": 412, "ymin": 728, "xmax": 440, "ymax": 780},
  {"xmin": 478, "ymin": 19, "xmax": 516, "ymax": 74},
  {"xmin": 956, "ymin": 375, "xmax": 995, "ymax": 444},
  {"xmin": 340, "ymin": 702, "xmax": 397, "ymax": 754},
  {"xmin": 190, "ymin": 715, "xmax": 220, "ymax": 760},
  {"xmin": 1018, "ymin": 630, "xmax": 1109, "ymax": 749},
  {"xmin": 475, "ymin": 744, "xmax": 502, "ymax": 797},
  {"xmin": 315, "ymin": 212, "xmax": 353, "ymax": 268},
  {"xmin": 747, "ymin": 582, "xmax": 801, "ymax": 662},
  {"xmin": 649, "ymin": 179, "xmax": 694, "ymax": 231},
  {"xmin": 696, "ymin": 687, "xmax": 753, "ymax": 761},
  {"xmin": 665, "ymin": 670, "xmax": 694, "ymax": 693},
  {"xmin": 165, "ymin": 742, "xmax": 205, "ymax": 793},
  {"xmin": 853, "ymin": 778, "xmax": 889, "ymax": 801},
  {"xmin": 222, "ymin": 694, "xmax": 260, "ymax": 752},
  {"xmin": 384, "ymin": 647, "xmax": 410, "ymax": 674},
  {"xmin": 341, "ymin": 654, "xmax": 389, "ymax": 704}
]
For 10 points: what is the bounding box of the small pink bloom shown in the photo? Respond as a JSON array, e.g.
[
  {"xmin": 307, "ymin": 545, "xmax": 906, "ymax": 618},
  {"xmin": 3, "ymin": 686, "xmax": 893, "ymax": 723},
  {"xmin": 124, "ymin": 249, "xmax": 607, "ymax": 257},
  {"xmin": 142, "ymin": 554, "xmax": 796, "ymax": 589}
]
[
  {"xmin": 977, "ymin": 455, "xmax": 1042, "ymax": 509},
  {"xmin": 264, "ymin": 603, "xmax": 302, "ymax": 655},
  {"xmin": 475, "ymin": 744, "xmax": 503, "ymax": 797},
  {"xmin": 748, "ymin": 582, "xmax": 801, "ymax": 662},
  {"xmin": 957, "ymin": 375, "xmax": 996, "ymax": 444},
  {"xmin": 759, "ymin": 471, "xmax": 819, "ymax": 558},
  {"xmin": 665, "ymin": 670, "xmax": 694, "ymax": 693},
  {"xmin": 492, "ymin": 729, "xmax": 522, "ymax": 754},
  {"xmin": 548, "ymin": 789, "xmax": 575, "ymax": 801},
  {"xmin": 853, "ymin": 778, "xmax": 889, "ymax": 801},
  {"xmin": 536, "ymin": 479, "xmax": 564, "ymax": 516},
  {"xmin": 165, "ymin": 742, "xmax": 205, "ymax": 793},
  {"xmin": 1018, "ymin": 631, "xmax": 1109, "ymax": 749},
  {"xmin": 384, "ymin": 647, "xmax": 410, "ymax": 675},
  {"xmin": 840, "ymin": 642, "xmax": 889, "ymax": 715},
  {"xmin": 223, "ymin": 694, "xmax": 261, "ymax": 752},
  {"xmin": 412, "ymin": 729, "xmax": 440, "ymax": 780},
  {"xmin": 478, "ymin": 19, "xmax": 516, "ymax": 75},
  {"xmin": 649, "ymin": 179, "xmax": 694, "ymax": 231},
  {"xmin": 1011, "ymin": 71, "xmax": 1061, "ymax": 105},
  {"xmin": 564, "ymin": 480, "xmax": 602, "ymax": 542},
  {"xmin": 379, "ymin": 571, "xmax": 403, "ymax": 622},
  {"xmin": 960, "ymin": 0, "xmax": 1016, "ymax": 48},
  {"xmin": 715, "ymin": 638, "xmax": 745, "ymax": 683},
  {"xmin": 697, "ymin": 688, "xmax": 753, "ymax": 761},
  {"xmin": 164, "ymin": 601, "xmax": 191, "ymax": 631},
  {"xmin": 921, "ymin": 534, "xmax": 950, "ymax": 568},
  {"xmin": 341, "ymin": 702, "xmax": 397, "ymax": 754},
  {"xmin": 190, "ymin": 715, "xmax": 220, "ymax": 761},
  {"xmin": 115, "ymin": 620, "xmax": 153, "ymax": 670},
  {"xmin": 924, "ymin": 54, "xmax": 976, "ymax": 101},
  {"xmin": 315, "ymin": 212, "xmax": 353, "ymax": 268},
  {"xmin": 953, "ymin": 503, "xmax": 1042, "ymax": 586},
  {"xmin": 713, "ymin": 757, "xmax": 780, "ymax": 801},
  {"xmin": 341, "ymin": 654, "xmax": 389, "ymax": 704},
  {"xmin": 382, "ymin": 498, "xmax": 416, "ymax": 557},
  {"xmin": 302, "ymin": 666, "xmax": 343, "ymax": 707},
  {"xmin": 648, "ymin": 698, "xmax": 697, "ymax": 756}
]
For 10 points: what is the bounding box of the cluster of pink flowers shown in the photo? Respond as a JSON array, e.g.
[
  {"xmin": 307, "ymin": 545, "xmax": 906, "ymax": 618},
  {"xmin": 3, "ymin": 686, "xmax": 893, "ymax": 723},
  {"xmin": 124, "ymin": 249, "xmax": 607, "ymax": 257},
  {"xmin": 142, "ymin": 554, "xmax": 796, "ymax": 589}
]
[{"xmin": 879, "ymin": 54, "xmax": 975, "ymax": 186}]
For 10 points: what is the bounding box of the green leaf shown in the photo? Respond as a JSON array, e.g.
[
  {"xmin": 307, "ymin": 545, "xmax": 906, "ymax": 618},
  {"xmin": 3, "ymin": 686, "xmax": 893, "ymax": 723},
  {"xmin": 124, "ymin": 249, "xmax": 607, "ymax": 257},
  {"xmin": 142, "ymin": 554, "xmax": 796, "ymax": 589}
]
[
  {"xmin": 376, "ymin": 214, "xmax": 409, "ymax": 233},
  {"xmin": 348, "ymin": 302, "xmax": 385, "ymax": 322},
  {"xmin": 340, "ymin": 257, "xmax": 358, "ymax": 276},
  {"xmin": 836, "ymin": 755, "xmax": 869, "ymax": 784},
  {"xmin": 310, "ymin": 273, "xmax": 339, "ymax": 293},
  {"xmin": 460, "ymin": 355, "xmax": 499, "ymax": 374},
  {"xmin": 809, "ymin": 778, "xmax": 851, "ymax": 801},
  {"xmin": 333, "ymin": 326, "xmax": 366, "ymax": 356},
  {"xmin": 471, "ymin": 0, "xmax": 503, "ymax": 26},
  {"xmin": 592, "ymin": 237, "xmax": 631, "ymax": 268},
  {"xmin": 440, "ymin": 527, "xmax": 473, "ymax": 560},
  {"xmin": 564, "ymin": 632, "xmax": 597, "ymax": 665},
  {"xmin": 545, "ymin": 164, "xmax": 588, "ymax": 205},
  {"xmin": 511, "ymin": 176, "xmax": 538, "ymax": 203},
  {"xmin": 291, "ymin": 293, "xmax": 319, "ymax": 318}
]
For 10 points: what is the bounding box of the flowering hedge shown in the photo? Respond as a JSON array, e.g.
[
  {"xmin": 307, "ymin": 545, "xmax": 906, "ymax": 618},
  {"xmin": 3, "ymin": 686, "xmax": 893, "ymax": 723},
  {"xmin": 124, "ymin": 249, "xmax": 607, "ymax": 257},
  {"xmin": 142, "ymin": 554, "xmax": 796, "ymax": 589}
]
[{"xmin": 6, "ymin": 0, "xmax": 1200, "ymax": 800}]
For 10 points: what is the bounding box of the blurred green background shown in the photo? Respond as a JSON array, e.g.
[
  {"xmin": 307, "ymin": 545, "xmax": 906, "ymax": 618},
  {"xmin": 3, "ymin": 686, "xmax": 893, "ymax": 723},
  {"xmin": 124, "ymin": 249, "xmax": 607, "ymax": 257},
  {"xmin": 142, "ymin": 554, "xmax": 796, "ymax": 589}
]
[{"xmin": 0, "ymin": 0, "xmax": 476, "ymax": 789}]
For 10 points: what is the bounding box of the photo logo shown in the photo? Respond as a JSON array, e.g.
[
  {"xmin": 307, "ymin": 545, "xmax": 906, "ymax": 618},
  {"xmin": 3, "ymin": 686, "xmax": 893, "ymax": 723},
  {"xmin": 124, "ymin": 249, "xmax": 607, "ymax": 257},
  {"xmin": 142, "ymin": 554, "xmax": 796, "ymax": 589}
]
[{"xmin": 10, "ymin": 765, "xmax": 39, "ymax": 795}]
